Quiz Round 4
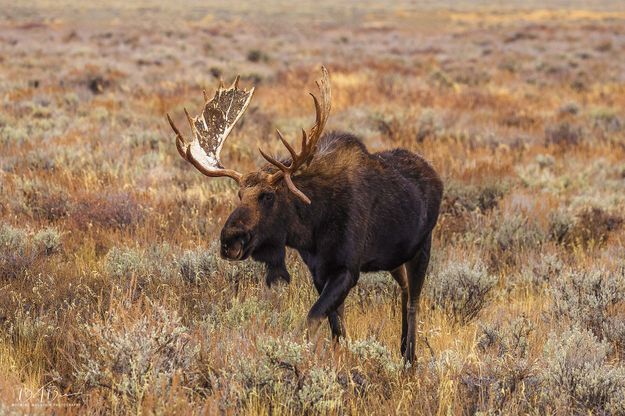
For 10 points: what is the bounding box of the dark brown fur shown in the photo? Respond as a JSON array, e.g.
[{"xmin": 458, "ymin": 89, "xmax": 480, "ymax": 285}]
[{"xmin": 220, "ymin": 132, "xmax": 443, "ymax": 361}]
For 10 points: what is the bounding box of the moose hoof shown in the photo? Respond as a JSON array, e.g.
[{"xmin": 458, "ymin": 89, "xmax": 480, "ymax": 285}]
[{"xmin": 305, "ymin": 317, "xmax": 324, "ymax": 349}]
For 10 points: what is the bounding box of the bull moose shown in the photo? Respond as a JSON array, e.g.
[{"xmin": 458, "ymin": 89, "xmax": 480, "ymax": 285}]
[{"xmin": 167, "ymin": 67, "xmax": 443, "ymax": 362}]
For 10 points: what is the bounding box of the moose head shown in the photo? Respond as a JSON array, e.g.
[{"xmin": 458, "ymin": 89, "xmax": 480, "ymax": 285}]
[{"xmin": 167, "ymin": 67, "xmax": 330, "ymax": 265}]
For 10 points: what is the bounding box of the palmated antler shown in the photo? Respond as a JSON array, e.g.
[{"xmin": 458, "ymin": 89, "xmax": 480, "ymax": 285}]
[
  {"xmin": 167, "ymin": 76, "xmax": 254, "ymax": 184},
  {"xmin": 259, "ymin": 66, "xmax": 331, "ymax": 204}
]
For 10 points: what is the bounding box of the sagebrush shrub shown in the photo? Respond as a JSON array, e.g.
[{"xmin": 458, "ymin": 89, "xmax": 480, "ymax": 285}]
[
  {"xmin": 33, "ymin": 227, "xmax": 62, "ymax": 256},
  {"xmin": 298, "ymin": 367, "xmax": 344, "ymax": 413},
  {"xmin": 548, "ymin": 209, "xmax": 574, "ymax": 244},
  {"xmin": 485, "ymin": 213, "xmax": 545, "ymax": 267},
  {"xmin": 517, "ymin": 253, "xmax": 563, "ymax": 291},
  {"xmin": 71, "ymin": 304, "xmax": 199, "ymax": 409},
  {"xmin": 105, "ymin": 244, "xmax": 178, "ymax": 283},
  {"xmin": 347, "ymin": 337, "xmax": 403, "ymax": 374},
  {"xmin": 246, "ymin": 49, "xmax": 268, "ymax": 63},
  {"xmin": 545, "ymin": 121, "xmax": 583, "ymax": 146},
  {"xmin": 105, "ymin": 246, "xmax": 146, "ymax": 279},
  {"xmin": 459, "ymin": 316, "xmax": 536, "ymax": 413},
  {"xmin": 551, "ymin": 268, "xmax": 625, "ymax": 339},
  {"xmin": 178, "ymin": 249, "xmax": 217, "ymax": 283},
  {"xmin": 353, "ymin": 272, "xmax": 396, "ymax": 307},
  {"xmin": 491, "ymin": 213, "xmax": 544, "ymax": 253},
  {"xmin": 0, "ymin": 125, "xmax": 29, "ymax": 145},
  {"xmin": 222, "ymin": 297, "xmax": 270, "ymax": 328},
  {"xmin": 427, "ymin": 260, "xmax": 497, "ymax": 324},
  {"xmin": 571, "ymin": 206, "xmax": 622, "ymax": 245},
  {"xmin": 21, "ymin": 179, "xmax": 70, "ymax": 221},
  {"xmin": 591, "ymin": 107, "xmax": 622, "ymax": 135},
  {"xmin": 0, "ymin": 223, "xmax": 39, "ymax": 279},
  {"xmin": 540, "ymin": 327, "xmax": 625, "ymax": 414},
  {"xmin": 228, "ymin": 336, "xmax": 305, "ymax": 408},
  {"xmin": 441, "ymin": 180, "xmax": 507, "ymax": 217}
]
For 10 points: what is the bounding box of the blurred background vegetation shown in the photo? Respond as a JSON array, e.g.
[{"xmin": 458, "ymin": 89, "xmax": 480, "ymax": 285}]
[{"xmin": 1, "ymin": 1, "xmax": 625, "ymax": 414}]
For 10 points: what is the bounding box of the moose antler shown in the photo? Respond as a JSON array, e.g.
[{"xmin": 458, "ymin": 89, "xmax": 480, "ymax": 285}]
[
  {"xmin": 259, "ymin": 66, "xmax": 331, "ymax": 204},
  {"xmin": 167, "ymin": 76, "xmax": 254, "ymax": 184}
]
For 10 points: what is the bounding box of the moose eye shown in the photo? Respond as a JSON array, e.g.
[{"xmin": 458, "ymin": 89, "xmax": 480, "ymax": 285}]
[{"xmin": 259, "ymin": 192, "xmax": 274, "ymax": 204}]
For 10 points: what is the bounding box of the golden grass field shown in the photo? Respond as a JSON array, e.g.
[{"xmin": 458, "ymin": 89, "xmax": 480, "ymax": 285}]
[{"xmin": 1, "ymin": 1, "xmax": 625, "ymax": 414}]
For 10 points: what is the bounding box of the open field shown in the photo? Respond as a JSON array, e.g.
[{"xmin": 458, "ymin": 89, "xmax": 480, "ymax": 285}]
[{"xmin": 1, "ymin": 1, "xmax": 625, "ymax": 414}]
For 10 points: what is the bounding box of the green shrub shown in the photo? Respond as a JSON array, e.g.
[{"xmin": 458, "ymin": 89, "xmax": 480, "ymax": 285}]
[
  {"xmin": 347, "ymin": 337, "xmax": 403, "ymax": 374},
  {"xmin": 71, "ymin": 304, "xmax": 199, "ymax": 410},
  {"xmin": 551, "ymin": 268, "xmax": 625, "ymax": 339},
  {"xmin": 298, "ymin": 367, "xmax": 343, "ymax": 413},
  {"xmin": 540, "ymin": 327, "xmax": 625, "ymax": 414},
  {"xmin": 459, "ymin": 316, "xmax": 536, "ymax": 413},
  {"xmin": 33, "ymin": 227, "xmax": 62, "ymax": 256},
  {"xmin": 105, "ymin": 246, "xmax": 146, "ymax": 279},
  {"xmin": 427, "ymin": 260, "xmax": 497, "ymax": 324},
  {"xmin": 0, "ymin": 223, "xmax": 38, "ymax": 279},
  {"xmin": 178, "ymin": 249, "xmax": 217, "ymax": 283}
]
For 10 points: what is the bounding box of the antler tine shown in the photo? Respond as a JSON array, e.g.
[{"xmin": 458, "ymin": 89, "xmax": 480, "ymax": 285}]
[
  {"xmin": 276, "ymin": 129, "xmax": 298, "ymax": 163},
  {"xmin": 260, "ymin": 149, "xmax": 311, "ymax": 204},
  {"xmin": 167, "ymin": 113, "xmax": 183, "ymax": 140},
  {"xmin": 183, "ymin": 108, "xmax": 194, "ymax": 131},
  {"xmin": 301, "ymin": 128, "xmax": 310, "ymax": 156},
  {"xmin": 261, "ymin": 66, "xmax": 332, "ymax": 205},
  {"xmin": 232, "ymin": 75, "xmax": 240, "ymax": 89},
  {"xmin": 259, "ymin": 148, "xmax": 289, "ymax": 171},
  {"xmin": 167, "ymin": 113, "xmax": 190, "ymax": 160},
  {"xmin": 310, "ymin": 92, "xmax": 322, "ymax": 126}
]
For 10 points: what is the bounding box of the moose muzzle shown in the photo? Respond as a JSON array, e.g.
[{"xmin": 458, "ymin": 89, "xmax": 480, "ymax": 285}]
[{"xmin": 220, "ymin": 208, "xmax": 254, "ymax": 261}]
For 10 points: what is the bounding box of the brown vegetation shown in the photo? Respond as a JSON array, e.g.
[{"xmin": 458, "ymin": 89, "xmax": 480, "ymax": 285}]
[{"xmin": 1, "ymin": 1, "xmax": 625, "ymax": 414}]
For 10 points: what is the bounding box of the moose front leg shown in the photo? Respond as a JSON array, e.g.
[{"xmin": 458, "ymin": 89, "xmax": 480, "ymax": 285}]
[
  {"xmin": 265, "ymin": 261, "xmax": 291, "ymax": 287},
  {"xmin": 312, "ymin": 278, "xmax": 347, "ymax": 341},
  {"xmin": 307, "ymin": 270, "xmax": 355, "ymax": 340},
  {"xmin": 254, "ymin": 245, "xmax": 291, "ymax": 287}
]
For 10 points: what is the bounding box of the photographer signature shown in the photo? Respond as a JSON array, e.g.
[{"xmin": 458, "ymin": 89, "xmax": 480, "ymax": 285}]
[{"xmin": 13, "ymin": 385, "xmax": 80, "ymax": 408}]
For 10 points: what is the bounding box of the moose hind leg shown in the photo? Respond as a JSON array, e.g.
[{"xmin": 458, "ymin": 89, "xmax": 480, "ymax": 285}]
[
  {"xmin": 404, "ymin": 232, "xmax": 432, "ymax": 363},
  {"xmin": 390, "ymin": 265, "xmax": 409, "ymax": 355}
]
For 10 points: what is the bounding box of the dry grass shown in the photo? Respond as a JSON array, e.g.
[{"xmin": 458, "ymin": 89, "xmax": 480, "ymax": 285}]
[{"xmin": 1, "ymin": 1, "xmax": 625, "ymax": 414}]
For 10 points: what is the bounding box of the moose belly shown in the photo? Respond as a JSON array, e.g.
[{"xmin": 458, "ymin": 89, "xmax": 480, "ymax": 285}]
[
  {"xmin": 359, "ymin": 222, "xmax": 424, "ymax": 272},
  {"xmin": 359, "ymin": 191, "xmax": 426, "ymax": 272}
]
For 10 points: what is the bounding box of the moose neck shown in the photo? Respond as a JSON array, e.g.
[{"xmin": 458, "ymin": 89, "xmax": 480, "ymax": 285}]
[
  {"xmin": 282, "ymin": 176, "xmax": 338, "ymax": 255},
  {"xmin": 282, "ymin": 196, "xmax": 316, "ymax": 252}
]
